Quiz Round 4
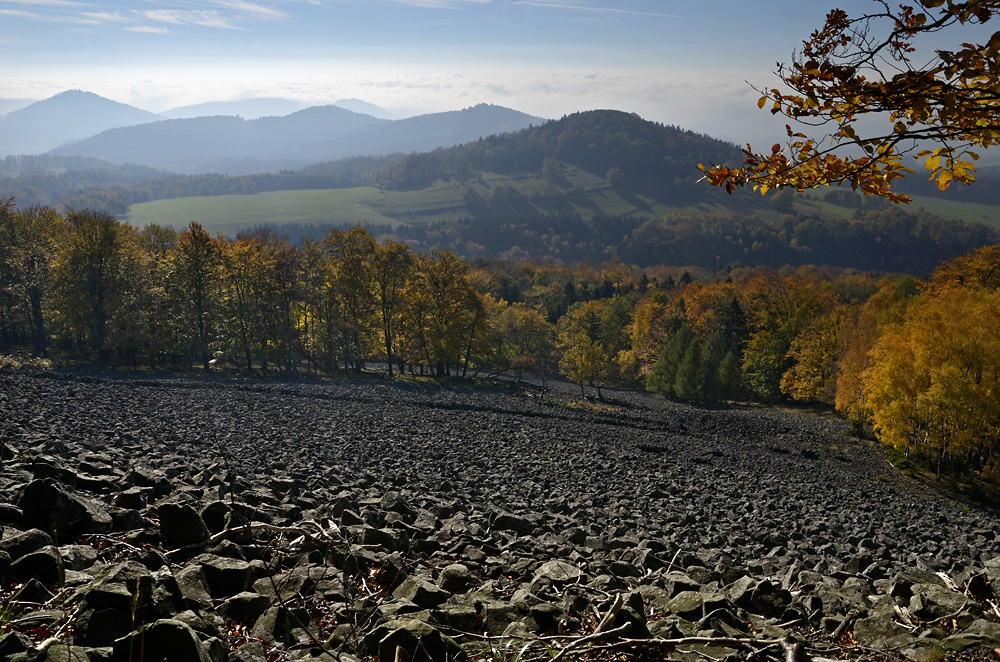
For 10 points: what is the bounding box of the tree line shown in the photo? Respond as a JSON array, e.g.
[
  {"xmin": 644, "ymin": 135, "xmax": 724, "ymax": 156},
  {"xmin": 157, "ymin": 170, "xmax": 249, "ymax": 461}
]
[
  {"xmin": 247, "ymin": 207, "xmax": 997, "ymax": 276},
  {"xmin": 3, "ymin": 198, "xmax": 1000, "ymax": 483}
]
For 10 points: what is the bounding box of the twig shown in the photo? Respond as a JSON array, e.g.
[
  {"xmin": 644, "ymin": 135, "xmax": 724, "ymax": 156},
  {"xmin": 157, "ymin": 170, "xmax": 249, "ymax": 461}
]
[
  {"xmin": 165, "ymin": 521, "xmax": 344, "ymax": 557},
  {"xmin": 832, "ymin": 608, "xmax": 865, "ymax": 639},
  {"xmin": 594, "ymin": 592, "xmax": 624, "ymax": 634},
  {"xmin": 549, "ymin": 622, "xmax": 632, "ymax": 662}
]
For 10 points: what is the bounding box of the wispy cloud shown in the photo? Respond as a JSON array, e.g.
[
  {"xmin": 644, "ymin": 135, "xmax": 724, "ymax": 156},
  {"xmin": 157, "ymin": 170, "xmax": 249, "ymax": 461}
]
[
  {"xmin": 209, "ymin": 0, "xmax": 288, "ymax": 21},
  {"xmin": 512, "ymin": 1, "xmax": 685, "ymax": 19},
  {"xmin": 1, "ymin": 0, "xmax": 84, "ymax": 6},
  {"xmin": 127, "ymin": 25, "xmax": 173, "ymax": 34},
  {"xmin": 383, "ymin": 0, "xmax": 491, "ymax": 7},
  {"xmin": 142, "ymin": 9, "xmax": 239, "ymax": 29},
  {"xmin": 7, "ymin": 0, "xmax": 289, "ymax": 31},
  {"xmin": 0, "ymin": 8, "xmax": 42, "ymax": 17}
]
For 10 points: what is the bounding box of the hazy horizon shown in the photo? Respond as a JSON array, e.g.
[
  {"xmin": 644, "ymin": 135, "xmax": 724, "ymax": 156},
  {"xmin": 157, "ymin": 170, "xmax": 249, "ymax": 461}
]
[
  {"xmin": 4, "ymin": 0, "xmax": 996, "ymax": 149},
  {"xmin": 1, "ymin": 0, "xmax": 880, "ymax": 148}
]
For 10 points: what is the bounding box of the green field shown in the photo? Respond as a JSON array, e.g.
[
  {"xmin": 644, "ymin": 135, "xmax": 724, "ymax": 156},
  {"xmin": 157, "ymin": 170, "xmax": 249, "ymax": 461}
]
[
  {"xmin": 127, "ymin": 168, "xmax": 1000, "ymax": 237},
  {"xmin": 797, "ymin": 187, "xmax": 1000, "ymax": 227},
  {"xmin": 127, "ymin": 168, "xmax": 694, "ymax": 236}
]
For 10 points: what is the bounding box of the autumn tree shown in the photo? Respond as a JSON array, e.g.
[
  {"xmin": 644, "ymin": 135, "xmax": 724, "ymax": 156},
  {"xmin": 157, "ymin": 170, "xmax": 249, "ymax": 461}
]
[
  {"xmin": 740, "ymin": 270, "xmax": 833, "ymax": 399},
  {"xmin": 779, "ymin": 306, "xmax": 851, "ymax": 404},
  {"xmin": 370, "ymin": 240, "xmax": 416, "ymax": 377},
  {"xmin": 0, "ymin": 202, "xmax": 65, "ymax": 355},
  {"xmin": 559, "ymin": 331, "xmax": 607, "ymax": 398},
  {"xmin": 863, "ymin": 285, "xmax": 1000, "ymax": 477},
  {"xmin": 51, "ymin": 210, "xmax": 141, "ymax": 363},
  {"xmin": 218, "ymin": 232, "xmax": 280, "ymax": 372},
  {"xmin": 323, "ymin": 227, "xmax": 377, "ymax": 373},
  {"xmin": 489, "ymin": 299, "xmax": 557, "ymax": 380},
  {"xmin": 834, "ymin": 276, "xmax": 918, "ymax": 423},
  {"xmin": 400, "ymin": 251, "xmax": 486, "ymax": 378},
  {"xmin": 166, "ymin": 222, "xmax": 221, "ymax": 371},
  {"xmin": 701, "ymin": 1, "xmax": 1000, "ymax": 202}
]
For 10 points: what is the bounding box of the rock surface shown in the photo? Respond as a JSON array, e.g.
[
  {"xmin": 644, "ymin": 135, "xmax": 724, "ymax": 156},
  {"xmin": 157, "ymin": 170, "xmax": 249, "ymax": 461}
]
[{"xmin": 1, "ymin": 369, "xmax": 999, "ymax": 661}]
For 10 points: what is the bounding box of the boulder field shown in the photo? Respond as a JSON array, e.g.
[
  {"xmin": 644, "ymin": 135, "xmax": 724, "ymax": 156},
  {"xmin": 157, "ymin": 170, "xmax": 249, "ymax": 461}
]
[{"xmin": 1, "ymin": 369, "xmax": 1000, "ymax": 661}]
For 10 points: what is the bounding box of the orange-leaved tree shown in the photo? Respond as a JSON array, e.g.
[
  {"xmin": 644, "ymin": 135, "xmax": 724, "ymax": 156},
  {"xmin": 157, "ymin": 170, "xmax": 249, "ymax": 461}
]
[{"xmin": 701, "ymin": 1, "xmax": 1000, "ymax": 202}]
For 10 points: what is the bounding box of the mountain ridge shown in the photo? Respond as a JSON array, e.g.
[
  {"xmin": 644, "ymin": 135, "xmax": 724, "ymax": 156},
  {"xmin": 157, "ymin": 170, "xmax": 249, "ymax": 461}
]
[
  {"xmin": 0, "ymin": 90, "xmax": 163, "ymax": 157},
  {"xmin": 47, "ymin": 103, "xmax": 548, "ymax": 175}
]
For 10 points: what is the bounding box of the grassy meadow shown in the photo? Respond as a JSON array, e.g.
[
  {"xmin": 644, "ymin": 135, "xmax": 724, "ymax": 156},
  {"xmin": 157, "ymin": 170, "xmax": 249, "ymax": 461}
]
[{"xmin": 128, "ymin": 168, "xmax": 695, "ymax": 236}]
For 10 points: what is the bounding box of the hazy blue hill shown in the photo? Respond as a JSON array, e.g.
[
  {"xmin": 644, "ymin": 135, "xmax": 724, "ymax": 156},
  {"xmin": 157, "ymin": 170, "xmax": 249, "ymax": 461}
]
[
  {"xmin": 0, "ymin": 90, "xmax": 162, "ymax": 157},
  {"xmin": 49, "ymin": 106, "xmax": 384, "ymax": 174},
  {"xmin": 0, "ymin": 98, "xmax": 34, "ymax": 116},
  {"xmin": 48, "ymin": 103, "xmax": 546, "ymax": 175},
  {"xmin": 162, "ymin": 97, "xmax": 311, "ymax": 120},
  {"xmin": 316, "ymin": 104, "xmax": 548, "ymax": 160},
  {"xmin": 333, "ymin": 98, "xmax": 394, "ymax": 119}
]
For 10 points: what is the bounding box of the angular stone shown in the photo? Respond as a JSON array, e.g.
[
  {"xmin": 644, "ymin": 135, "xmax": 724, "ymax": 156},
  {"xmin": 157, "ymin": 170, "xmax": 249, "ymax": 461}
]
[
  {"xmin": 910, "ymin": 583, "xmax": 968, "ymax": 620},
  {"xmin": 18, "ymin": 478, "xmax": 112, "ymax": 539},
  {"xmin": 175, "ymin": 565, "xmax": 213, "ymax": 609},
  {"xmin": 112, "ymin": 618, "xmax": 210, "ymax": 662},
  {"xmin": 197, "ymin": 554, "xmax": 253, "ymax": 598},
  {"xmin": 493, "ymin": 513, "xmax": 533, "ymax": 535},
  {"xmin": 0, "ymin": 631, "xmax": 33, "ymax": 659},
  {"xmin": 0, "ymin": 528, "xmax": 53, "ymax": 560},
  {"xmin": 251, "ymin": 606, "xmax": 293, "ymax": 646},
  {"xmin": 76, "ymin": 562, "xmax": 153, "ymax": 614},
  {"xmin": 361, "ymin": 618, "xmax": 465, "ymax": 662},
  {"xmin": 392, "ymin": 576, "xmax": 450, "ymax": 609},
  {"xmin": 157, "ymin": 503, "xmax": 210, "ymax": 548},
  {"xmin": 12, "ymin": 545, "xmax": 64, "ymax": 586},
  {"xmin": 533, "ymin": 560, "xmax": 583, "ymax": 585},
  {"xmin": 438, "ymin": 563, "xmax": 474, "ymax": 594},
  {"xmin": 220, "ymin": 591, "xmax": 271, "ymax": 623},
  {"xmin": 76, "ymin": 608, "xmax": 134, "ymax": 647},
  {"xmin": 854, "ymin": 615, "xmax": 917, "ymax": 650}
]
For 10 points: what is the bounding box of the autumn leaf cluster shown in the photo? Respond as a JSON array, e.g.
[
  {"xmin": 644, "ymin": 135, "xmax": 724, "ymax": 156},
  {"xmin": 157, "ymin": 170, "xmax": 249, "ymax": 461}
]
[{"xmin": 701, "ymin": 0, "xmax": 1000, "ymax": 203}]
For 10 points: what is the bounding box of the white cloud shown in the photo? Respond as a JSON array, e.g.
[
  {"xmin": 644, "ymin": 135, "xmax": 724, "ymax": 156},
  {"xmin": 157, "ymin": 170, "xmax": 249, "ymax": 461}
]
[
  {"xmin": 512, "ymin": 1, "xmax": 685, "ymax": 19},
  {"xmin": 0, "ymin": 0, "xmax": 83, "ymax": 6},
  {"xmin": 127, "ymin": 25, "xmax": 173, "ymax": 34},
  {"xmin": 0, "ymin": 8, "xmax": 41, "ymax": 17},
  {"xmin": 382, "ymin": 0, "xmax": 492, "ymax": 7},
  {"xmin": 207, "ymin": 0, "xmax": 288, "ymax": 21},
  {"xmin": 142, "ymin": 9, "xmax": 238, "ymax": 28}
]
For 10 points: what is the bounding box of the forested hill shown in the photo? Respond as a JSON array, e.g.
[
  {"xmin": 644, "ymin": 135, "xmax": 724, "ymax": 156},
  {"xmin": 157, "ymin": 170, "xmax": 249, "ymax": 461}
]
[{"xmin": 375, "ymin": 110, "xmax": 742, "ymax": 201}]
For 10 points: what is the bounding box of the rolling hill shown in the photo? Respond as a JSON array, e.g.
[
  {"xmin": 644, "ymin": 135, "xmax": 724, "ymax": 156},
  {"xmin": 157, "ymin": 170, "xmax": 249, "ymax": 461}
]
[{"xmin": 48, "ymin": 103, "xmax": 547, "ymax": 175}]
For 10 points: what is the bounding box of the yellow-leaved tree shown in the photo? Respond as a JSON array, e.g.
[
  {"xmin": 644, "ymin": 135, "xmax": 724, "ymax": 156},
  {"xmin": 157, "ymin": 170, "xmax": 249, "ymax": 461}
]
[{"xmin": 863, "ymin": 284, "xmax": 1000, "ymax": 477}]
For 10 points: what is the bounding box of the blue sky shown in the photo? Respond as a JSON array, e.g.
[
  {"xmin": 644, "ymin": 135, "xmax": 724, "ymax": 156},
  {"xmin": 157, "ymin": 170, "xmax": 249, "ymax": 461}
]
[{"xmin": 0, "ymin": 0, "xmax": 986, "ymax": 145}]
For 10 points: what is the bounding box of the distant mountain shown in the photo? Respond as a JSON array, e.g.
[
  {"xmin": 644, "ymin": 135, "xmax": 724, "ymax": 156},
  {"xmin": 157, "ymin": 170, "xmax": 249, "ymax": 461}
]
[
  {"xmin": 0, "ymin": 98, "xmax": 34, "ymax": 117},
  {"xmin": 162, "ymin": 98, "xmax": 311, "ymax": 120},
  {"xmin": 0, "ymin": 90, "xmax": 162, "ymax": 157},
  {"xmin": 333, "ymin": 98, "xmax": 393, "ymax": 119},
  {"xmin": 48, "ymin": 103, "xmax": 548, "ymax": 175}
]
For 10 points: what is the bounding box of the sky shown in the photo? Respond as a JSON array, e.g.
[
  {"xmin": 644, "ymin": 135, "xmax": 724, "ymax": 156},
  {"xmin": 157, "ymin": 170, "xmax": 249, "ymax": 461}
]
[{"xmin": 0, "ymin": 0, "xmax": 989, "ymax": 147}]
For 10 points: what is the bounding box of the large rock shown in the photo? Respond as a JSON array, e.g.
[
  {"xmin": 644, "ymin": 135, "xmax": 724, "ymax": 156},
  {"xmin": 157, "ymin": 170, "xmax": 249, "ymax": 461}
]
[
  {"xmin": 112, "ymin": 618, "xmax": 211, "ymax": 662},
  {"xmin": 11, "ymin": 545, "xmax": 64, "ymax": 586},
  {"xmin": 361, "ymin": 618, "xmax": 465, "ymax": 662},
  {"xmin": 532, "ymin": 560, "xmax": 583, "ymax": 585},
  {"xmin": 196, "ymin": 554, "xmax": 253, "ymax": 598},
  {"xmin": 18, "ymin": 479, "xmax": 112, "ymax": 539},
  {"xmin": 156, "ymin": 503, "xmax": 210, "ymax": 548},
  {"xmin": 0, "ymin": 528, "xmax": 53, "ymax": 560},
  {"xmin": 392, "ymin": 576, "xmax": 450, "ymax": 609}
]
